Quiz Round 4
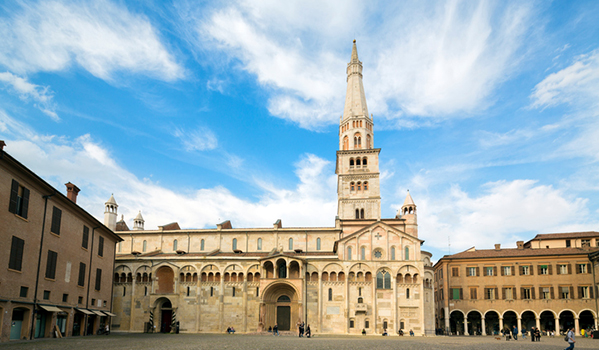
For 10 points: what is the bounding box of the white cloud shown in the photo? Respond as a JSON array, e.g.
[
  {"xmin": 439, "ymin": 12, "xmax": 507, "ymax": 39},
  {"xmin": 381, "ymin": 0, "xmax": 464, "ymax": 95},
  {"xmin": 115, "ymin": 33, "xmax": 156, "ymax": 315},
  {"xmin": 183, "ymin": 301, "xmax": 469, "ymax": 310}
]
[
  {"xmin": 173, "ymin": 126, "xmax": 218, "ymax": 152},
  {"xmin": 415, "ymin": 180, "xmax": 593, "ymax": 252},
  {"xmin": 0, "ymin": 0, "xmax": 183, "ymax": 81},
  {"xmin": 197, "ymin": 1, "xmax": 532, "ymax": 129},
  {"xmin": 0, "ymin": 71, "xmax": 58, "ymax": 120},
  {"xmin": 0, "ymin": 111, "xmax": 337, "ymax": 230}
]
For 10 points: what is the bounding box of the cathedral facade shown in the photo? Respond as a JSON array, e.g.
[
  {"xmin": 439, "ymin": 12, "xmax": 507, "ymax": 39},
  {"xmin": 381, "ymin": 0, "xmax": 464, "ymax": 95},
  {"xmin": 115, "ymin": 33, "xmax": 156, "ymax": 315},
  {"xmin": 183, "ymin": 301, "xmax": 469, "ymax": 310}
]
[{"xmin": 110, "ymin": 42, "xmax": 435, "ymax": 335}]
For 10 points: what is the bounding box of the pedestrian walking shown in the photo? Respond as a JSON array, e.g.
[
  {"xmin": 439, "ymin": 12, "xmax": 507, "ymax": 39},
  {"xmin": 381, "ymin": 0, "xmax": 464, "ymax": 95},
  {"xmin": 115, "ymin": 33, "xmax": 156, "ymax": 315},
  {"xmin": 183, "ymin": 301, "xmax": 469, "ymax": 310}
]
[
  {"xmin": 565, "ymin": 327, "xmax": 575, "ymax": 350},
  {"xmin": 512, "ymin": 325, "xmax": 518, "ymax": 340},
  {"xmin": 273, "ymin": 324, "xmax": 279, "ymax": 336}
]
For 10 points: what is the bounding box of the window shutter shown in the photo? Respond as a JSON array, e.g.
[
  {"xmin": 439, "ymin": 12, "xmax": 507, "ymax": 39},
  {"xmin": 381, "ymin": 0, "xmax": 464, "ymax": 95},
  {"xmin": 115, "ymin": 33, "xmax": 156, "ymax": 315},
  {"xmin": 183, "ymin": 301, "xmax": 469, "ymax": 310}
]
[
  {"xmin": 570, "ymin": 286, "xmax": 574, "ymax": 299},
  {"xmin": 82, "ymin": 226, "xmax": 89, "ymax": 249},
  {"xmin": 578, "ymin": 287, "xmax": 582, "ymax": 299},
  {"xmin": 587, "ymin": 263, "xmax": 591, "ymax": 273},
  {"xmin": 550, "ymin": 286, "xmax": 554, "ymax": 299},
  {"xmin": 520, "ymin": 288, "xmax": 524, "ymax": 299},
  {"xmin": 45, "ymin": 250, "xmax": 57, "ymax": 279},
  {"xmin": 530, "ymin": 265, "xmax": 534, "ymax": 275},
  {"xmin": 98, "ymin": 236, "xmax": 104, "ymax": 257},
  {"xmin": 556, "ymin": 266, "xmax": 560, "ymax": 275},
  {"xmin": 476, "ymin": 267, "xmax": 479, "ymax": 276},
  {"xmin": 537, "ymin": 265, "xmax": 541, "ymax": 275},
  {"xmin": 548, "ymin": 265, "xmax": 552, "ymax": 275},
  {"xmin": 590, "ymin": 286, "xmax": 595, "ymax": 299},
  {"xmin": 519, "ymin": 266, "xmax": 523, "ymax": 275},
  {"xmin": 466, "ymin": 268, "xmax": 470, "ymax": 277},
  {"xmin": 9, "ymin": 179, "xmax": 19, "ymax": 213},
  {"xmin": 576, "ymin": 264, "xmax": 580, "ymax": 274},
  {"xmin": 513, "ymin": 288, "xmax": 517, "ymax": 300},
  {"xmin": 538, "ymin": 287, "xmax": 542, "ymax": 299},
  {"xmin": 494, "ymin": 287, "xmax": 498, "ymax": 299},
  {"xmin": 568, "ymin": 264, "xmax": 572, "ymax": 274},
  {"xmin": 95, "ymin": 268, "xmax": 102, "ymax": 291},
  {"xmin": 9, "ymin": 236, "xmax": 25, "ymax": 271},
  {"xmin": 501, "ymin": 267, "xmax": 504, "ymax": 276},
  {"xmin": 531, "ymin": 287, "xmax": 535, "ymax": 299},
  {"xmin": 493, "ymin": 266, "xmax": 497, "ymax": 276},
  {"xmin": 20, "ymin": 187, "xmax": 30, "ymax": 219},
  {"xmin": 511, "ymin": 265, "xmax": 514, "ymax": 276},
  {"xmin": 51, "ymin": 207, "xmax": 62, "ymax": 235},
  {"xmin": 459, "ymin": 288, "xmax": 463, "ymax": 300},
  {"xmin": 78, "ymin": 262, "xmax": 86, "ymax": 286},
  {"xmin": 502, "ymin": 288, "xmax": 506, "ymax": 299}
]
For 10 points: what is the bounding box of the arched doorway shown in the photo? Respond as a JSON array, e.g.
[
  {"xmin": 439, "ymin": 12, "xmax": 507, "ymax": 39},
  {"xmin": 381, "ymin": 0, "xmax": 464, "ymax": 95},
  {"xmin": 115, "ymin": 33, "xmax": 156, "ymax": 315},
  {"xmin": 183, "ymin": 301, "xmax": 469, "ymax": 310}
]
[
  {"xmin": 155, "ymin": 298, "xmax": 173, "ymax": 333},
  {"xmin": 261, "ymin": 282, "xmax": 300, "ymax": 332},
  {"xmin": 540, "ymin": 310, "xmax": 556, "ymax": 333},
  {"xmin": 502, "ymin": 311, "xmax": 517, "ymax": 333},
  {"xmin": 484, "ymin": 311, "xmax": 499, "ymax": 335},
  {"xmin": 449, "ymin": 310, "xmax": 464, "ymax": 335},
  {"xmin": 521, "ymin": 311, "xmax": 536, "ymax": 333},
  {"xmin": 467, "ymin": 311, "xmax": 482, "ymax": 335},
  {"xmin": 559, "ymin": 310, "xmax": 575, "ymax": 333},
  {"xmin": 579, "ymin": 310, "xmax": 595, "ymax": 331}
]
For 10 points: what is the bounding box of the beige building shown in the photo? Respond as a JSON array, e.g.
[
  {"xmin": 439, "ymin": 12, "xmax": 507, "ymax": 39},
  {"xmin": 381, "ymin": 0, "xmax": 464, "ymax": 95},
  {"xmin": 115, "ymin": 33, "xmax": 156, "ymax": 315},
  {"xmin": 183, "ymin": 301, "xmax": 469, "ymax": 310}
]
[
  {"xmin": 434, "ymin": 232, "xmax": 599, "ymax": 336},
  {"xmin": 110, "ymin": 42, "xmax": 435, "ymax": 335},
  {"xmin": 0, "ymin": 142, "xmax": 123, "ymax": 342}
]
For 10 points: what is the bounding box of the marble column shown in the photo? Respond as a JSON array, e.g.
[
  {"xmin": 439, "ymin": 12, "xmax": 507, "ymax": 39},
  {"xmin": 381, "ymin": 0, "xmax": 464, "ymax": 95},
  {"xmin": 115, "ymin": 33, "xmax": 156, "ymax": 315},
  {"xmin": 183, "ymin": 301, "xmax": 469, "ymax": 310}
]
[
  {"xmin": 499, "ymin": 317, "xmax": 504, "ymax": 334},
  {"xmin": 574, "ymin": 317, "xmax": 580, "ymax": 335},
  {"xmin": 517, "ymin": 317, "xmax": 522, "ymax": 337},
  {"xmin": 481, "ymin": 317, "xmax": 486, "ymax": 336},
  {"xmin": 464, "ymin": 315, "xmax": 468, "ymax": 335}
]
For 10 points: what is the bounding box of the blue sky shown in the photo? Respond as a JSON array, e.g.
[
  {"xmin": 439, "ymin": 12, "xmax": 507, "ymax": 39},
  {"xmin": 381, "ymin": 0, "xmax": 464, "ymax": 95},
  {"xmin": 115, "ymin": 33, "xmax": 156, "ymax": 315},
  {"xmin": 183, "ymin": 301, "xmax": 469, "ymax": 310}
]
[{"xmin": 1, "ymin": 0, "xmax": 598, "ymax": 260}]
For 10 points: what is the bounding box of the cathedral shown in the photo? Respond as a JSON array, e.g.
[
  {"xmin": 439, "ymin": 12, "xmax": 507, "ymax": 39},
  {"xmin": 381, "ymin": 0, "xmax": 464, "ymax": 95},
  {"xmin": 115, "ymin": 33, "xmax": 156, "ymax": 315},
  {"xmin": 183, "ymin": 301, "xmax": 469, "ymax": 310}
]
[{"xmin": 109, "ymin": 41, "xmax": 435, "ymax": 335}]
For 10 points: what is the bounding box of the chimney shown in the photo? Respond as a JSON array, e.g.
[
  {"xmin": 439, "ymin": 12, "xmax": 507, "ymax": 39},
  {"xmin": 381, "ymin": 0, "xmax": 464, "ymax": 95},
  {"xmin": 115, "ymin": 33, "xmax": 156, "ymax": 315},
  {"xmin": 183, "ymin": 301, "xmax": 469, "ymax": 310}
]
[
  {"xmin": 0, "ymin": 140, "xmax": 6, "ymax": 150},
  {"xmin": 494, "ymin": 244, "xmax": 501, "ymax": 250},
  {"xmin": 517, "ymin": 241, "xmax": 524, "ymax": 249},
  {"xmin": 65, "ymin": 182, "xmax": 80, "ymax": 204}
]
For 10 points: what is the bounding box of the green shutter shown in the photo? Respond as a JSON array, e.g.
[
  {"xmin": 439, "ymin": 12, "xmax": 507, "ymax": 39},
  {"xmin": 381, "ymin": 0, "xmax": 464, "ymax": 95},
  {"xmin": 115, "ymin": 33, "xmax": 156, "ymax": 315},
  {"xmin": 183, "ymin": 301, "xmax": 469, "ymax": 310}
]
[{"xmin": 453, "ymin": 288, "xmax": 460, "ymax": 300}]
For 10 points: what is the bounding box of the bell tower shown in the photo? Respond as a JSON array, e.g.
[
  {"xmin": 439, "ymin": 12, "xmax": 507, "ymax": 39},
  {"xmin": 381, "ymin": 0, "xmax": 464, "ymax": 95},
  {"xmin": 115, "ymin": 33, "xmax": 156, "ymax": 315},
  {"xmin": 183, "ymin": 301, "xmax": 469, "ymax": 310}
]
[{"xmin": 336, "ymin": 41, "xmax": 381, "ymax": 220}]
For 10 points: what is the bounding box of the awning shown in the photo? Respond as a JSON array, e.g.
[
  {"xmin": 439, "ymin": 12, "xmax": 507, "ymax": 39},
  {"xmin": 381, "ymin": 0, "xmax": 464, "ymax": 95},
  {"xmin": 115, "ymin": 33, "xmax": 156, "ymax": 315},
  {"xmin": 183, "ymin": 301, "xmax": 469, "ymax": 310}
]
[
  {"xmin": 541, "ymin": 265, "xmax": 548, "ymax": 269},
  {"xmin": 39, "ymin": 305, "xmax": 63, "ymax": 313},
  {"xmin": 104, "ymin": 312, "xmax": 117, "ymax": 317},
  {"xmin": 75, "ymin": 308, "xmax": 94, "ymax": 315},
  {"xmin": 92, "ymin": 310, "xmax": 107, "ymax": 316}
]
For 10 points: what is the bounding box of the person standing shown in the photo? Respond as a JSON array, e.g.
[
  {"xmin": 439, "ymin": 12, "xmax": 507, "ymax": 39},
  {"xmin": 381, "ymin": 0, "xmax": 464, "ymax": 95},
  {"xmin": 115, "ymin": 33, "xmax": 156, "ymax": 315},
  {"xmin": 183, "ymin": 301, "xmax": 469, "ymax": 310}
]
[
  {"xmin": 513, "ymin": 325, "xmax": 518, "ymax": 340},
  {"xmin": 273, "ymin": 324, "xmax": 279, "ymax": 336},
  {"xmin": 306, "ymin": 324, "xmax": 311, "ymax": 338},
  {"xmin": 565, "ymin": 327, "xmax": 575, "ymax": 350},
  {"xmin": 299, "ymin": 322, "xmax": 304, "ymax": 337}
]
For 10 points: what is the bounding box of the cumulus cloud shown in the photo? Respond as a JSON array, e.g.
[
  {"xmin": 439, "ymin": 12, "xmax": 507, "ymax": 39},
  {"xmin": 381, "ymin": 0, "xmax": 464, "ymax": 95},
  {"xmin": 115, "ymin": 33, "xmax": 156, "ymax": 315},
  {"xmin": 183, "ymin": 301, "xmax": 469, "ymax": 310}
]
[
  {"xmin": 196, "ymin": 0, "xmax": 532, "ymax": 129},
  {"xmin": 0, "ymin": 0, "xmax": 183, "ymax": 81},
  {"xmin": 0, "ymin": 72, "xmax": 58, "ymax": 120},
  {"xmin": 414, "ymin": 180, "xmax": 592, "ymax": 252},
  {"xmin": 0, "ymin": 111, "xmax": 337, "ymax": 230}
]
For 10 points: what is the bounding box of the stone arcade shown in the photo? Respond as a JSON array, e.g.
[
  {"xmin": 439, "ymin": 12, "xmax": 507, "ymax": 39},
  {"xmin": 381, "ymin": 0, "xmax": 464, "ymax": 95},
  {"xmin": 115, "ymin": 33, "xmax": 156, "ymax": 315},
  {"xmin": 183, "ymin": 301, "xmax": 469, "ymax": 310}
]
[{"xmin": 109, "ymin": 41, "xmax": 435, "ymax": 335}]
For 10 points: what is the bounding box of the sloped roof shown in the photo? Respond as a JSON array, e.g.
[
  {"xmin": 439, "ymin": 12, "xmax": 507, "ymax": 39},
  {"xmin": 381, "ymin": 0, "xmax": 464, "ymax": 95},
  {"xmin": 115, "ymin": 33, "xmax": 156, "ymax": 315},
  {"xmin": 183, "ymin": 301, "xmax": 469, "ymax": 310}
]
[
  {"xmin": 530, "ymin": 231, "xmax": 599, "ymax": 240},
  {"xmin": 442, "ymin": 247, "xmax": 598, "ymax": 260}
]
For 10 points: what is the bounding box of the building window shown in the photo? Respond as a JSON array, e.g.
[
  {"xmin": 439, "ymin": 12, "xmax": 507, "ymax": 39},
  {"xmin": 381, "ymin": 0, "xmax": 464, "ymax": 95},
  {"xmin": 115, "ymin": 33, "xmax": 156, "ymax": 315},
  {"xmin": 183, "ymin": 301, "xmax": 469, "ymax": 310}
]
[
  {"xmin": 470, "ymin": 288, "xmax": 477, "ymax": 300},
  {"xmin": 78, "ymin": 262, "xmax": 86, "ymax": 286},
  {"xmin": 521, "ymin": 265, "xmax": 530, "ymax": 275},
  {"xmin": 565, "ymin": 239, "xmax": 571, "ymax": 247},
  {"xmin": 468, "ymin": 267, "xmax": 477, "ymax": 276},
  {"xmin": 361, "ymin": 246, "xmax": 366, "ymax": 260},
  {"xmin": 98, "ymin": 236, "xmax": 104, "ymax": 257},
  {"xmin": 82, "ymin": 226, "xmax": 89, "ymax": 249},
  {"xmin": 349, "ymin": 319, "xmax": 354, "ymax": 328},
  {"xmin": 201, "ymin": 239, "xmax": 205, "ymax": 251},
  {"xmin": 578, "ymin": 264, "xmax": 588, "ymax": 274},
  {"xmin": 256, "ymin": 287, "xmax": 259, "ymax": 297},
  {"xmin": 50, "ymin": 206, "xmax": 62, "ymax": 235},
  {"xmin": 355, "ymin": 208, "xmax": 359, "ymax": 219},
  {"xmin": 350, "ymin": 182, "xmax": 355, "ymax": 191},
  {"xmin": 43, "ymin": 290, "xmax": 50, "ymax": 300},
  {"xmin": 186, "ymin": 287, "xmax": 190, "ymax": 296},
  {"xmin": 504, "ymin": 287, "xmax": 513, "ymax": 300},
  {"xmin": 360, "ymin": 209, "xmax": 364, "ymax": 218},
  {"xmin": 257, "ymin": 238, "xmax": 262, "ymax": 251},
  {"xmin": 144, "ymin": 287, "xmax": 148, "ymax": 296},
  {"xmin": 404, "ymin": 247, "xmax": 409, "ymax": 260},
  {"xmin": 522, "ymin": 288, "xmax": 531, "ymax": 300},
  {"xmin": 91, "ymin": 299, "xmax": 95, "ymax": 306},
  {"xmin": 390, "ymin": 247, "xmax": 395, "ymax": 260},
  {"xmin": 20, "ymin": 286, "xmax": 28, "ymax": 298},
  {"xmin": 502, "ymin": 266, "xmax": 512, "ymax": 276},
  {"xmin": 485, "ymin": 267, "xmax": 494, "ymax": 276},
  {"xmin": 452, "ymin": 267, "xmax": 459, "ymax": 277},
  {"xmin": 383, "ymin": 321, "xmax": 388, "ymax": 330},
  {"xmin": 45, "ymin": 250, "xmax": 58, "ymax": 280},
  {"xmin": 288, "ymin": 238, "xmax": 293, "ymax": 250},
  {"xmin": 143, "ymin": 240, "xmax": 147, "ymax": 252},
  {"xmin": 364, "ymin": 182, "xmax": 368, "ymax": 190},
  {"xmin": 9, "ymin": 180, "xmax": 30, "ymax": 219},
  {"xmin": 560, "ymin": 286, "xmax": 570, "ymax": 299},
  {"xmin": 452, "ymin": 288, "xmax": 461, "ymax": 300},
  {"xmin": 357, "ymin": 182, "xmax": 361, "ymax": 191},
  {"xmin": 581, "ymin": 239, "xmax": 590, "ymax": 247},
  {"xmin": 484, "ymin": 288, "xmax": 496, "ymax": 300},
  {"xmin": 9, "ymin": 236, "xmax": 25, "ymax": 271},
  {"xmin": 210, "ymin": 287, "xmax": 214, "ymax": 297},
  {"xmin": 232, "ymin": 238, "xmax": 237, "ymax": 251},
  {"xmin": 317, "ymin": 238, "xmax": 321, "ymax": 251},
  {"xmin": 62, "ymin": 293, "xmax": 68, "ymax": 302},
  {"xmin": 78, "ymin": 296, "xmax": 83, "ymax": 304},
  {"xmin": 347, "ymin": 247, "xmax": 352, "ymax": 260},
  {"xmin": 374, "ymin": 250, "xmax": 382, "ymax": 259},
  {"xmin": 541, "ymin": 287, "xmax": 550, "ymax": 299},
  {"xmin": 365, "ymin": 320, "xmax": 369, "ymax": 329},
  {"xmin": 581, "ymin": 286, "xmax": 589, "ymax": 299},
  {"xmin": 328, "ymin": 288, "xmax": 333, "ymax": 301},
  {"xmin": 559, "ymin": 264, "xmax": 568, "ymax": 274},
  {"xmin": 376, "ymin": 270, "xmax": 391, "ymax": 289},
  {"xmin": 95, "ymin": 269, "xmax": 102, "ymax": 291},
  {"xmin": 232, "ymin": 287, "xmax": 236, "ymax": 297},
  {"xmin": 539, "ymin": 265, "xmax": 548, "ymax": 275},
  {"xmin": 173, "ymin": 239, "xmax": 178, "ymax": 251},
  {"xmin": 406, "ymin": 288, "xmax": 410, "ymax": 299}
]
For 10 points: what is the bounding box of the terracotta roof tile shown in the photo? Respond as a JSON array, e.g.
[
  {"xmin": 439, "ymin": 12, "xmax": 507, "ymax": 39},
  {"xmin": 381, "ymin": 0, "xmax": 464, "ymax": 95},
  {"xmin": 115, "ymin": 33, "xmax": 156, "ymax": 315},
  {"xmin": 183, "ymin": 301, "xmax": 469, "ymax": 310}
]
[
  {"xmin": 443, "ymin": 247, "xmax": 599, "ymax": 260},
  {"xmin": 531, "ymin": 231, "xmax": 599, "ymax": 240}
]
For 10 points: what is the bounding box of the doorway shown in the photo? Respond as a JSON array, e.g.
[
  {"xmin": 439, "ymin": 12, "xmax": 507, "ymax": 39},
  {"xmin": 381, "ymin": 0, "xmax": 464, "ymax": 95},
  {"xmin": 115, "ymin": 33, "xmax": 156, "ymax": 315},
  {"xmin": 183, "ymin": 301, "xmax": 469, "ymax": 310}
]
[
  {"xmin": 10, "ymin": 309, "xmax": 25, "ymax": 340},
  {"xmin": 277, "ymin": 306, "xmax": 290, "ymax": 331},
  {"xmin": 34, "ymin": 312, "xmax": 48, "ymax": 338}
]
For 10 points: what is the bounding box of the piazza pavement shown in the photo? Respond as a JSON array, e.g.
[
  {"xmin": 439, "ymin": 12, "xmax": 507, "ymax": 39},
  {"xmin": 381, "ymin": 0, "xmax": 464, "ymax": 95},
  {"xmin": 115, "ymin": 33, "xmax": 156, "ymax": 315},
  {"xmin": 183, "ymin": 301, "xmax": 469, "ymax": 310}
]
[{"xmin": 1, "ymin": 333, "xmax": 597, "ymax": 350}]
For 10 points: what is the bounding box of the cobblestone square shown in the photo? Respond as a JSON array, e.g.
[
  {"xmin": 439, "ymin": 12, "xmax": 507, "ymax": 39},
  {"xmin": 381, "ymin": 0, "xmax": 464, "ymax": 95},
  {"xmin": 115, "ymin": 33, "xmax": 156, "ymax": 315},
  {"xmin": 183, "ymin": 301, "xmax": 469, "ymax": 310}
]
[{"xmin": 1, "ymin": 333, "xmax": 598, "ymax": 350}]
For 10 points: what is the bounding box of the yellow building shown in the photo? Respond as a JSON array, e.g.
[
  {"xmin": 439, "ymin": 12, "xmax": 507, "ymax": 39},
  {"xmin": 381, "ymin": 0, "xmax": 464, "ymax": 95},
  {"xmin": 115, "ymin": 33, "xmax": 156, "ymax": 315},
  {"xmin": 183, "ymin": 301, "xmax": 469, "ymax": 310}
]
[
  {"xmin": 434, "ymin": 232, "xmax": 599, "ymax": 336},
  {"xmin": 109, "ymin": 41, "xmax": 435, "ymax": 335}
]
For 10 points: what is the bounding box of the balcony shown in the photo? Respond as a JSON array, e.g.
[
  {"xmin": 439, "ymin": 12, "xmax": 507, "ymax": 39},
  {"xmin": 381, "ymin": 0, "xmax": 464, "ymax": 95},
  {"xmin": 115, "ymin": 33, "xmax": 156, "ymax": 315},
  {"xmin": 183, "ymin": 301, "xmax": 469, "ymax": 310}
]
[{"xmin": 355, "ymin": 303, "xmax": 367, "ymax": 313}]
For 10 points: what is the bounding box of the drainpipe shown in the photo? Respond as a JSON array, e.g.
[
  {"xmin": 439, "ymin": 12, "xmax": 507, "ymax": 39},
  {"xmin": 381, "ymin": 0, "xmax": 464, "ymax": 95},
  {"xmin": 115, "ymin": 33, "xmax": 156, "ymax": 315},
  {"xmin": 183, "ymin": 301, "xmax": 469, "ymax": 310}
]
[
  {"xmin": 109, "ymin": 235, "xmax": 117, "ymax": 328},
  {"xmin": 85, "ymin": 226, "xmax": 100, "ymax": 335},
  {"xmin": 592, "ymin": 254, "xmax": 598, "ymax": 328},
  {"xmin": 30, "ymin": 191, "xmax": 56, "ymax": 340}
]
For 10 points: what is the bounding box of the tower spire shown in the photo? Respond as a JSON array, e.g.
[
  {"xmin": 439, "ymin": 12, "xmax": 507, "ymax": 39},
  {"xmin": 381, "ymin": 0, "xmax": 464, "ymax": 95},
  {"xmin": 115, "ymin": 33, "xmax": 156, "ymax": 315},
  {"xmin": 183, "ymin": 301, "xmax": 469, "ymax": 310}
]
[{"xmin": 342, "ymin": 40, "xmax": 369, "ymax": 123}]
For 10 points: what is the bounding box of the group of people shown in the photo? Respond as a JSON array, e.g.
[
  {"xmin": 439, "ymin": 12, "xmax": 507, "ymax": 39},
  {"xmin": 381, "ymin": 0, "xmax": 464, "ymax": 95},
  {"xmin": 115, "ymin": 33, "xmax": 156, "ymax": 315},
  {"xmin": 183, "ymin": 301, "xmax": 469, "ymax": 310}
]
[
  {"xmin": 226, "ymin": 326, "xmax": 235, "ymax": 334},
  {"xmin": 297, "ymin": 322, "xmax": 311, "ymax": 337},
  {"xmin": 267, "ymin": 324, "xmax": 279, "ymax": 335}
]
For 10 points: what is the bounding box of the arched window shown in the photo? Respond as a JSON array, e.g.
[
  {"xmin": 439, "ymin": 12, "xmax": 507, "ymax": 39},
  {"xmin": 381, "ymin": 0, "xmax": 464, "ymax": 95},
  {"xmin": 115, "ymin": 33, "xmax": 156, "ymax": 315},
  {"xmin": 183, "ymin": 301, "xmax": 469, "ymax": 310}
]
[
  {"xmin": 186, "ymin": 287, "xmax": 190, "ymax": 296},
  {"xmin": 200, "ymin": 239, "xmax": 205, "ymax": 251},
  {"xmin": 350, "ymin": 182, "xmax": 355, "ymax": 191},
  {"xmin": 357, "ymin": 182, "xmax": 362, "ymax": 191},
  {"xmin": 363, "ymin": 157, "xmax": 367, "ymax": 166},
  {"xmin": 118, "ymin": 242, "xmax": 122, "ymax": 252},
  {"xmin": 391, "ymin": 247, "xmax": 396, "ymax": 260},
  {"xmin": 349, "ymin": 158, "xmax": 354, "ymax": 166},
  {"xmin": 367, "ymin": 134, "xmax": 371, "ymax": 148},
  {"xmin": 232, "ymin": 238, "xmax": 237, "ymax": 251},
  {"xmin": 328, "ymin": 288, "xmax": 333, "ymax": 301},
  {"xmin": 356, "ymin": 158, "xmax": 361, "ymax": 166},
  {"xmin": 173, "ymin": 239, "xmax": 178, "ymax": 251},
  {"xmin": 405, "ymin": 247, "xmax": 410, "ymax": 260},
  {"xmin": 144, "ymin": 286, "xmax": 148, "ymax": 296},
  {"xmin": 257, "ymin": 238, "xmax": 262, "ymax": 251},
  {"xmin": 355, "ymin": 209, "xmax": 360, "ymax": 219},
  {"xmin": 343, "ymin": 136, "xmax": 349, "ymax": 150},
  {"xmin": 142, "ymin": 240, "xmax": 147, "ymax": 252},
  {"xmin": 289, "ymin": 238, "xmax": 293, "ymax": 250},
  {"xmin": 377, "ymin": 270, "xmax": 391, "ymax": 289},
  {"xmin": 316, "ymin": 238, "xmax": 321, "ymax": 251},
  {"xmin": 347, "ymin": 246, "xmax": 352, "ymax": 260},
  {"xmin": 360, "ymin": 209, "xmax": 365, "ymax": 219},
  {"xmin": 406, "ymin": 288, "xmax": 410, "ymax": 299},
  {"xmin": 364, "ymin": 182, "xmax": 368, "ymax": 190},
  {"xmin": 361, "ymin": 246, "xmax": 366, "ymax": 260}
]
